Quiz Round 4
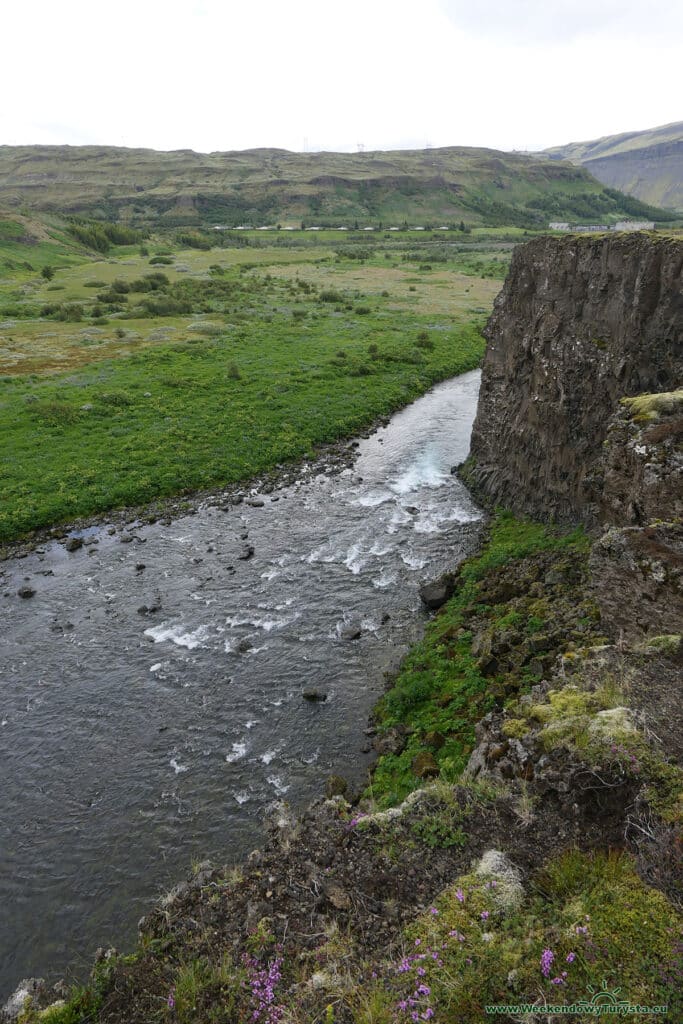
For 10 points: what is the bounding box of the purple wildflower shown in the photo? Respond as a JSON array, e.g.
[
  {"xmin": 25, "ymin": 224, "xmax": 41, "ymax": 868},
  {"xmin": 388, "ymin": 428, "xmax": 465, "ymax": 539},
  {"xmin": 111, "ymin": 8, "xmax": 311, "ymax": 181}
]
[
  {"xmin": 242, "ymin": 954, "xmax": 284, "ymax": 1024},
  {"xmin": 566, "ymin": 951, "xmax": 576, "ymax": 963},
  {"xmin": 480, "ymin": 910, "xmax": 490, "ymax": 920},
  {"xmin": 167, "ymin": 988, "xmax": 175, "ymax": 1010},
  {"xmin": 429, "ymin": 906, "xmax": 439, "ymax": 915},
  {"xmin": 540, "ymin": 948, "xmax": 555, "ymax": 978},
  {"xmin": 455, "ymin": 888, "xmax": 464, "ymax": 903}
]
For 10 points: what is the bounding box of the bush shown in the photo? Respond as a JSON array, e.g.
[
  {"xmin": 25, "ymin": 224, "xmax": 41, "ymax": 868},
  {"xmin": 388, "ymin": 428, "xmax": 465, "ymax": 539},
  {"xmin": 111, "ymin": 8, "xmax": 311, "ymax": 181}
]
[
  {"xmin": 129, "ymin": 273, "xmax": 169, "ymax": 293},
  {"xmin": 32, "ymin": 401, "xmax": 82, "ymax": 426},
  {"xmin": 149, "ymin": 255, "xmax": 173, "ymax": 265},
  {"xmin": 98, "ymin": 391, "xmax": 133, "ymax": 407},
  {"xmin": 416, "ymin": 331, "xmax": 435, "ymax": 350},
  {"xmin": 319, "ymin": 289, "xmax": 343, "ymax": 303},
  {"xmin": 227, "ymin": 363, "xmax": 241, "ymax": 380}
]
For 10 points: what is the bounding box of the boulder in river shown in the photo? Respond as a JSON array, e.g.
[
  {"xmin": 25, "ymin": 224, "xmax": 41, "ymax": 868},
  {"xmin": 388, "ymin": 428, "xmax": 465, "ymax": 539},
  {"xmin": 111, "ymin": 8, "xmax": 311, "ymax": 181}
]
[
  {"xmin": 340, "ymin": 624, "xmax": 362, "ymax": 641},
  {"xmin": 17, "ymin": 584, "xmax": 35, "ymax": 599},
  {"xmin": 302, "ymin": 689, "xmax": 327, "ymax": 702},
  {"xmin": 419, "ymin": 577, "xmax": 454, "ymax": 610},
  {"xmin": 64, "ymin": 537, "xmax": 84, "ymax": 552}
]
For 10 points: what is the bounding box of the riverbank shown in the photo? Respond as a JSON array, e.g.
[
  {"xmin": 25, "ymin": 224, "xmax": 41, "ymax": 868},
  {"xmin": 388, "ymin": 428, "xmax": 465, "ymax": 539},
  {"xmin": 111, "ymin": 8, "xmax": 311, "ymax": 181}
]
[
  {"xmin": 7, "ymin": 512, "xmax": 680, "ymax": 1023},
  {"xmin": 0, "ymin": 372, "xmax": 486, "ymax": 1000}
]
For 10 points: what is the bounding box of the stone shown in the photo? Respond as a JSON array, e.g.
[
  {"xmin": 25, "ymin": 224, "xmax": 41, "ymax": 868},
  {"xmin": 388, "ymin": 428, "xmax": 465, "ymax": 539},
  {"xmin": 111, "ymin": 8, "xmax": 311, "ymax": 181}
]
[
  {"xmin": 340, "ymin": 625, "xmax": 362, "ymax": 641},
  {"xmin": 2, "ymin": 979, "xmax": 45, "ymax": 1021},
  {"xmin": 411, "ymin": 751, "xmax": 439, "ymax": 778},
  {"xmin": 325, "ymin": 774, "xmax": 348, "ymax": 798},
  {"xmin": 302, "ymin": 689, "xmax": 327, "ymax": 702},
  {"xmin": 324, "ymin": 884, "xmax": 351, "ymax": 910},
  {"xmin": 372, "ymin": 726, "xmax": 407, "ymax": 756},
  {"xmin": 423, "ymin": 730, "xmax": 446, "ymax": 750},
  {"xmin": 419, "ymin": 581, "xmax": 450, "ymax": 609},
  {"xmin": 590, "ymin": 523, "xmax": 683, "ymax": 638},
  {"xmin": 238, "ymin": 544, "xmax": 255, "ymax": 560},
  {"xmin": 17, "ymin": 584, "xmax": 35, "ymax": 598},
  {"xmin": 64, "ymin": 536, "xmax": 83, "ymax": 552}
]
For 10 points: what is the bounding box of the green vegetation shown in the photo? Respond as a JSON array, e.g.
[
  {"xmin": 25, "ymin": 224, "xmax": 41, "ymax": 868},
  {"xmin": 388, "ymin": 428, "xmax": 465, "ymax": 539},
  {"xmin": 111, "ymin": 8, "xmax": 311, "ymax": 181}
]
[
  {"xmin": 369, "ymin": 513, "xmax": 597, "ymax": 807},
  {"xmin": 621, "ymin": 388, "xmax": 683, "ymax": 422},
  {"xmin": 0, "ymin": 231, "xmax": 503, "ymax": 542},
  {"xmin": 377, "ymin": 848, "xmax": 681, "ymax": 1021},
  {"xmin": 0, "ymin": 142, "xmax": 675, "ymax": 230},
  {"xmin": 66, "ymin": 218, "xmax": 143, "ymax": 253}
]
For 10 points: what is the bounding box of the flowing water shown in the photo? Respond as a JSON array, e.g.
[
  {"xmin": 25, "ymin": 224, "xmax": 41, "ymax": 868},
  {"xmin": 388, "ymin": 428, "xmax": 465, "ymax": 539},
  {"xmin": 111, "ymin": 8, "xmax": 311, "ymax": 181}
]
[{"xmin": 0, "ymin": 370, "xmax": 483, "ymax": 996}]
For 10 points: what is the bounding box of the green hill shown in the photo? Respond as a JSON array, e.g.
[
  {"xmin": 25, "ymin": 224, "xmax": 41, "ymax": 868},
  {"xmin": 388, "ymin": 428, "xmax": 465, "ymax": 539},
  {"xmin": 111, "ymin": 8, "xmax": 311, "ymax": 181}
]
[
  {"xmin": 0, "ymin": 143, "xmax": 671, "ymax": 229},
  {"xmin": 543, "ymin": 121, "xmax": 683, "ymax": 212}
]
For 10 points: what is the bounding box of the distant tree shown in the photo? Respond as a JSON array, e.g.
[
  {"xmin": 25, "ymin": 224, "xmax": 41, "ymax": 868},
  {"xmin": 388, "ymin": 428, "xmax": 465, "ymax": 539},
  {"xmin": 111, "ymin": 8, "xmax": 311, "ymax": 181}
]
[{"xmin": 41, "ymin": 265, "xmax": 55, "ymax": 281}]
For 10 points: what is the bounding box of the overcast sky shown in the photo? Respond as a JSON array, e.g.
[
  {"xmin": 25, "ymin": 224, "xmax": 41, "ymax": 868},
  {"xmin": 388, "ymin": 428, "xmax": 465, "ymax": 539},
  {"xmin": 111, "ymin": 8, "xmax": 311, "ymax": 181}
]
[{"xmin": 1, "ymin": 0, "xmax": 681, "ymax": 154}]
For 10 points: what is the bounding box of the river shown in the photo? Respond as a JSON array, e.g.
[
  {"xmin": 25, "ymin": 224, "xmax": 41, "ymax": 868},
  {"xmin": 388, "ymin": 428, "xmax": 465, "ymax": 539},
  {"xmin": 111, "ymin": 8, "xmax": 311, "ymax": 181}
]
[{"xmin": 0, "ymin": 370, "xmax": 483, "ymax": 996}]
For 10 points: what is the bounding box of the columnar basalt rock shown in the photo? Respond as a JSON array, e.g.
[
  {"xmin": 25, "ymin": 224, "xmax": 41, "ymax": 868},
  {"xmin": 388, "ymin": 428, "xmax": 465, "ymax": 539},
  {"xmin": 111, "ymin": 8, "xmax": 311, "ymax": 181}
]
[{"xmin": 465, "ymin": 233, "xmax": 683, "ymax": 525}]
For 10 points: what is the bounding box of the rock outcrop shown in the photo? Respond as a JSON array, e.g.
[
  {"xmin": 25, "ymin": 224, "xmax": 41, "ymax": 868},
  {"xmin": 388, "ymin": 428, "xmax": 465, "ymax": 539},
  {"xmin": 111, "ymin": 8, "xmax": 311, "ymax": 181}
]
[{"xmin": 464, "ymin": 233, "xmax": 683, "ymax": 525}]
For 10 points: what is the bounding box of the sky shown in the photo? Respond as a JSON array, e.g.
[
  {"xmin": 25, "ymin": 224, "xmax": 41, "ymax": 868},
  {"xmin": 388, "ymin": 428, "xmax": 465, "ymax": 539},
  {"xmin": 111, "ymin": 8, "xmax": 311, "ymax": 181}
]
[{"xmin": 1, "ymin": 0, "xmax": 681, "ymax": 154}]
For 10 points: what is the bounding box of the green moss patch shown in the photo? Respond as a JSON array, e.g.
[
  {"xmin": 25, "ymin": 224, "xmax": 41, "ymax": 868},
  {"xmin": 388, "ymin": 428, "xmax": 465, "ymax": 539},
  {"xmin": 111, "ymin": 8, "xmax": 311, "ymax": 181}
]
[
  {"xmin": 621, "ymin": 388, "xmax": 683, "ymax": 422},
  {"xmin": 368, "ymin": 513, "xmax": 599, "ymax": 807}
]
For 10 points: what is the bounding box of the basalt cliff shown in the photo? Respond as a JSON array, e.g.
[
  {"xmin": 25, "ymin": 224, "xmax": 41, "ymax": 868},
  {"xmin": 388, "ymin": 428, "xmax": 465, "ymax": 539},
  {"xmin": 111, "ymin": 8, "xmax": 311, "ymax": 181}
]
[
  {"xmin": 463, "ymin": 232, "xmax": 682, "ymax": 526},
  {"xmin": 5, "ymin": 236, "xmax": 682, "ymax": 1024}
]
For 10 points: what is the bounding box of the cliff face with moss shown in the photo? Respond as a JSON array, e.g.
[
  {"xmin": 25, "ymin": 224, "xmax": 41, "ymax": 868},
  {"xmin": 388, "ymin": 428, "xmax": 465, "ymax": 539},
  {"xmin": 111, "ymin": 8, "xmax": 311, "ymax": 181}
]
[{"xmin": 464, "ymin": 233, "xmax": 683, "ymax": 525}]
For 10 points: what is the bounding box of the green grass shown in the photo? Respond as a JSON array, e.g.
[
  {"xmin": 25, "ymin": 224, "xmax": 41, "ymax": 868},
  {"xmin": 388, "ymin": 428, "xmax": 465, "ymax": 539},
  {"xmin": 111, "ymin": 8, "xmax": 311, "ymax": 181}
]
[
  {"xmin": 368, "ymin": 513, "xmax": 594, "ymax": 807},
  {"xmin": 0, "ymin": 306, "xmax": 484, "ymax": 541},
  {"xmin": 0, "ymin": 227, "xmax": 506, "ymax": 541}
]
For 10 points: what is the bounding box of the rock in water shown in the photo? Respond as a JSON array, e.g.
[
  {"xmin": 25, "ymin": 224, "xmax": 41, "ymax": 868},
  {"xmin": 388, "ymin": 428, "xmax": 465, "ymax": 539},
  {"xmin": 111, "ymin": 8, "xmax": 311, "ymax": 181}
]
[
  {"xmin": 419, "ymin": 581, "xmax": 450, "ymax": 609},
  {"xmin": 302, "ymin": 690, "xmax": 327, "ymax": 702}
]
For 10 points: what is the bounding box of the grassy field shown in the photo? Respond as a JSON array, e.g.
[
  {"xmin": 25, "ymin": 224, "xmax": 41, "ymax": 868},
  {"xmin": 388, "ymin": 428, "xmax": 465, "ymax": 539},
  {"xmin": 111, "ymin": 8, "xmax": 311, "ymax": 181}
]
[{"xmin": 0, "ymin": 229, "xmax": 502, "ymax": 542}]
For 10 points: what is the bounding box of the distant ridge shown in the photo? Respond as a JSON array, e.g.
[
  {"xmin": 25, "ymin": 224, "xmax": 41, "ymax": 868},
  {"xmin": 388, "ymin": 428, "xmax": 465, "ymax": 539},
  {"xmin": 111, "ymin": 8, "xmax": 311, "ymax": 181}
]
[
  {"xmin": 0, "ymin": 143, "xmax": 670, "ymax": 229},
  {"xmin": 543, "ymin": 121, "xmax": 683, "ymax": 212}
]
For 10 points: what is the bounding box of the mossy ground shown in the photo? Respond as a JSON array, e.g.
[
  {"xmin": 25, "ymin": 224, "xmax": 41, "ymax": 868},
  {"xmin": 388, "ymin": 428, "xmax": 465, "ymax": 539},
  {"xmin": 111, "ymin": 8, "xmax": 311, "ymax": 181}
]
[{"xmin": 368, "ymin": 513, "xmax": 599, "ymax": 807}]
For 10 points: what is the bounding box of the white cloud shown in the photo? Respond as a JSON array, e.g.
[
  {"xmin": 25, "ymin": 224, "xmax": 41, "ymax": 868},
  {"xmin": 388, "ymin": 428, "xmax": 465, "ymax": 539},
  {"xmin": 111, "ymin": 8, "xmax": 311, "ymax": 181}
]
[{"xmin": 0, "ymin": 0, "xmax": 680, "ymax": 153}]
